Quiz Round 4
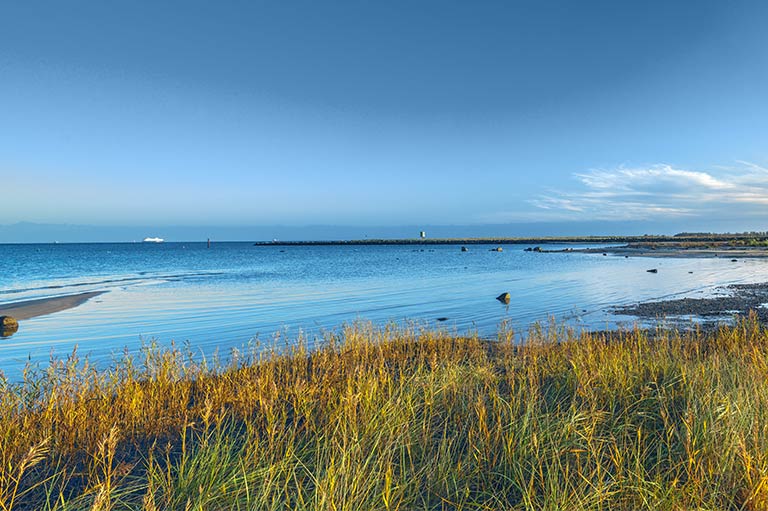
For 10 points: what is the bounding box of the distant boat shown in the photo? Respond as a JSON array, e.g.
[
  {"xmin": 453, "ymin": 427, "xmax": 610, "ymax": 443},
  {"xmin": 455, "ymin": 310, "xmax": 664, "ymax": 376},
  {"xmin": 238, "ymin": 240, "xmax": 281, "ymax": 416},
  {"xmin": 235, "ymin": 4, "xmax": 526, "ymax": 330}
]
[{"xmin": 142, "ymin": 237, "xmax": 164, "ymax": 243}]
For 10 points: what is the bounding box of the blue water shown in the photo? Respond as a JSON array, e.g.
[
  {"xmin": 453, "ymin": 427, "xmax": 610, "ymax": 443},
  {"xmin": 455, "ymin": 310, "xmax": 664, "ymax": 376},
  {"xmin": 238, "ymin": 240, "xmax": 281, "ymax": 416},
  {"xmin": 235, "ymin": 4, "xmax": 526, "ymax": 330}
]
[{"xmin": 2, "ymin": 242, "xmax": 768, "ymax": 378}]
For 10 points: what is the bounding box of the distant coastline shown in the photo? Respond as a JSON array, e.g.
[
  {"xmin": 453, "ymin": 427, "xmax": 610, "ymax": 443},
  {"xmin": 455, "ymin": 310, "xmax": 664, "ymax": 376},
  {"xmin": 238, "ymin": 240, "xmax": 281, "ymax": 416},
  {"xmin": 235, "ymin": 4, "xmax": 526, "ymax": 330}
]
[
  {"xmin": 253, "ymin": 233, "xmax": 768, "ymax": 246},
  {"xmin": 3, "ymin": 232, "xmax": 768, "ymax": 246}
]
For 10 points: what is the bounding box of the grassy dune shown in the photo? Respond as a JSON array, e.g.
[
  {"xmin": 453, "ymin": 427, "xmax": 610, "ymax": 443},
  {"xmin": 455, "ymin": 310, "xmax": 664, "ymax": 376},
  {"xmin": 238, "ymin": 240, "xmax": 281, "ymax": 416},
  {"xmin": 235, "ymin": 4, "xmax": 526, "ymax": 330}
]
[{"xmin": 2, "ymin": 318, "xmax": 768, "ymax": 510}]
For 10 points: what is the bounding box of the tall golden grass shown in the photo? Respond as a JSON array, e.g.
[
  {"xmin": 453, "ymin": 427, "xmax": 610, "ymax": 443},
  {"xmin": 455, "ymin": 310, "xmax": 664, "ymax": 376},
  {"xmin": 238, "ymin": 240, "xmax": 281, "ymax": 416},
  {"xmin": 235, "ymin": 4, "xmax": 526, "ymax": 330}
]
[{"xmin": 2, "ymin": 317, "xmax": 768, "ymax": 510}]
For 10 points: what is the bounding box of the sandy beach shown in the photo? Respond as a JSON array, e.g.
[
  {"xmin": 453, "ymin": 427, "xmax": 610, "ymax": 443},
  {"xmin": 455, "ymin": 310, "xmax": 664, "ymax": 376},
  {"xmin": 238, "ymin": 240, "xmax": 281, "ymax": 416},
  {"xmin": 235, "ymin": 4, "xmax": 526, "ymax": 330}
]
[{"xmin": 0, "ymin": 291, "xmax": 107, "ymax": 321}]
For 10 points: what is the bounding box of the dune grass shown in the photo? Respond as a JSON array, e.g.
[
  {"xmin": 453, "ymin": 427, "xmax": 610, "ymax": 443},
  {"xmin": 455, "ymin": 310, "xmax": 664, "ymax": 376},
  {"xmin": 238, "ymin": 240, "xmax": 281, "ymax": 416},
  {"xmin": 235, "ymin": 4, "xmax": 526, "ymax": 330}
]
[{"xmin": 1, "ymin": 317, "xmax": 768, "ymax": 510}]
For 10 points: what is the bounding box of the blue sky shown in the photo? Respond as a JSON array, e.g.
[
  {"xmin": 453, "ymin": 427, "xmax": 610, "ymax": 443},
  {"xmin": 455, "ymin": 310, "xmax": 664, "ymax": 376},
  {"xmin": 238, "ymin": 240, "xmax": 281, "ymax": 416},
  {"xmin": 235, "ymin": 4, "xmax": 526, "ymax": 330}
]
[{"xmin": 2, "ymin": 1, "xmax": 768, "ymax": 240}]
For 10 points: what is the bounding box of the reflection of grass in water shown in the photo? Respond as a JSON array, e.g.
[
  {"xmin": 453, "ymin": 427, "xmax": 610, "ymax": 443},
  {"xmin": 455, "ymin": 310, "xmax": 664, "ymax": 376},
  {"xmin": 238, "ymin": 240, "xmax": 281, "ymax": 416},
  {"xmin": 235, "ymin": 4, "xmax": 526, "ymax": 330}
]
[{"xmin": 2, "ymin": 317, "xmax": 768, "ymax": 509}]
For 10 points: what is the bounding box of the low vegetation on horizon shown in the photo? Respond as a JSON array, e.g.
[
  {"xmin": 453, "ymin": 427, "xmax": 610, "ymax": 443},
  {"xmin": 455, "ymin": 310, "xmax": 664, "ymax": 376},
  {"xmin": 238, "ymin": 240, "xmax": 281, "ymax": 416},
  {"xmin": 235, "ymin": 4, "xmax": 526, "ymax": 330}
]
[{"xmin": 2, "ymin": 319, "xmax": 768, "ymax": 510}]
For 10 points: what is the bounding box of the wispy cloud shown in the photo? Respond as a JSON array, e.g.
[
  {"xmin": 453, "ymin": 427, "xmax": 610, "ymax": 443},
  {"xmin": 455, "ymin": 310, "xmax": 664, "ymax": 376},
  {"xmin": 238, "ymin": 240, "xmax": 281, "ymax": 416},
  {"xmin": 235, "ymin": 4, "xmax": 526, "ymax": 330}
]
[{"xmin": 528, "ymin": 162, "xmax": 768, "ymax": 221}]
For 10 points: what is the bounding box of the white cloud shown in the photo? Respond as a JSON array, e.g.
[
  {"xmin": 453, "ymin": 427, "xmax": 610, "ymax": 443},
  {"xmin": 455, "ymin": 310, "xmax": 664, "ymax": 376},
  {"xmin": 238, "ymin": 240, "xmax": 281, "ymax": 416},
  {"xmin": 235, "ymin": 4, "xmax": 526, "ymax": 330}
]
[
  {"xmin": 529, "ymin": 162, "xmax": 768, "ymax": 221},
  {"xmin": 575, "ymin": 165, "xmax": 733, "ymax": 193}
]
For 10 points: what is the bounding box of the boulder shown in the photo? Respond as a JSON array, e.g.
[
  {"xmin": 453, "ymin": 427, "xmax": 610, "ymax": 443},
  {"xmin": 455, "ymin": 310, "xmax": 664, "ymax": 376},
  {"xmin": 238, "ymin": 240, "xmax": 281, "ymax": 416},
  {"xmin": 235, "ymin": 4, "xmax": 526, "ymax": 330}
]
[
  {"xmin": 1, "ymin": 316, "xmax": 17, "ymax": 329},
  {"xmin": 496, "ymin": 292, "xmax": 511, "ymax": 304},
  {"xmin": 1, "ymin": 316, "xmax": 18, "ymax": 338}
]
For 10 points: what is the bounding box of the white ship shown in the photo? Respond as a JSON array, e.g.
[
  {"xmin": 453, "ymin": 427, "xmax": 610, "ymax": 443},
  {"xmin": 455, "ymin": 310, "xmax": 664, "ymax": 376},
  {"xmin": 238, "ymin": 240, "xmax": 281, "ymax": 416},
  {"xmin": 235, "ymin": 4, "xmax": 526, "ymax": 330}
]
[{"xmin": 142, "ymin": 237, "xmax": 164, "ymax": 243}]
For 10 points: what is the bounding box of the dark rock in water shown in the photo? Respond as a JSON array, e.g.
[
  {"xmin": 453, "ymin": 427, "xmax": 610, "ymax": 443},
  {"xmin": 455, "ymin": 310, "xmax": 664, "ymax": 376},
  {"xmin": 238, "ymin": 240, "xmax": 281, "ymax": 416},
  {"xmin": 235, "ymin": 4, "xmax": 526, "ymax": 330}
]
[
  {"xmin": 647, "ymin": 269, "xmax": 658, "ymax": 273},
  {"xmin": 689, "ymin": 271, "xmax": 694, "ymax": 274},
  {"xmin": 496, "ymin": 292, "xmax": 511, "ymax": 304},
  {"xmin": 625, "ymin": 255, "xmax": 629, "ymax": 258},
  {"xmin": 602, "ymin": 253, "xmax": 607, "ymax": 256},
  {"xmin": 731, "ymin": 259, "xmax": 738, "ymax": 262},
  {"xmin": 461, "ymin": 246, "xmax": 468, "ymax": 252},
  {"xmin": 1, "ymin": 316, "xmax": 18, "ymax": 338},
  {"xmin": 436, "ymin": 317, "xmax": 449, "ymax": 322}
]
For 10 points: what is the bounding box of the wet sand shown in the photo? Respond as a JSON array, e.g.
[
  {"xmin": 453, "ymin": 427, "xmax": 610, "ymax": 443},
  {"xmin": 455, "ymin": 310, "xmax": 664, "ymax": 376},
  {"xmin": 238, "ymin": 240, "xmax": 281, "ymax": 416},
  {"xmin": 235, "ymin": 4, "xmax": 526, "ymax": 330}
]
[
  {"xmin": 582, "ymin": 246, "xmax": 768, "ymax": 259},
  {"xmin": 539, "ymin": 239, "xmax": 768, "ymax": 259},
  {"xmin": 0, "ymin": 291, "xmax": 107, "ymax": 321},
  {"xmin": 613, "ymin": 283, "xmax": 768, "ymax": 323}
]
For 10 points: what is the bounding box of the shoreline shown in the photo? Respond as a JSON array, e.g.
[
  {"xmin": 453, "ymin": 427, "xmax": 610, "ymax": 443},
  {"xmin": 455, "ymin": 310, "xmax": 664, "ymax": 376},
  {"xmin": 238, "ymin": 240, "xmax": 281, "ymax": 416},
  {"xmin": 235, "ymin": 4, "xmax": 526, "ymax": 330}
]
[
  {"xmin": 612, "ymin": 282, "xmax": 768, "ymax": 323},
  {"xmin": 0, "ymin": 290, "xmax": 107, "ymax": 321}
]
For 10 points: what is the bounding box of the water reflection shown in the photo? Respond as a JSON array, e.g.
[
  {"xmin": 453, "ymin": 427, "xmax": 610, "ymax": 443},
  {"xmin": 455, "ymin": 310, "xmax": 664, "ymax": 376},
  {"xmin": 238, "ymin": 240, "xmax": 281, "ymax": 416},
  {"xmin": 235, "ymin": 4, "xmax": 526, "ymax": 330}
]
[{"xmin": 1, "ymin": 325, "xmax": 18, "ymax": 338}]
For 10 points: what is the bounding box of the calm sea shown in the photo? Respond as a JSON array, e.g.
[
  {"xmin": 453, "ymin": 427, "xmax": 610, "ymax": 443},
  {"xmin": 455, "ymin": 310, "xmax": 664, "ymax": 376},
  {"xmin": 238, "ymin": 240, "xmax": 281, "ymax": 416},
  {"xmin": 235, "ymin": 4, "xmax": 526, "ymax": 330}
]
[{"xmin": 2, "ymin": 242, "xmax": 767, "ymax": 377}]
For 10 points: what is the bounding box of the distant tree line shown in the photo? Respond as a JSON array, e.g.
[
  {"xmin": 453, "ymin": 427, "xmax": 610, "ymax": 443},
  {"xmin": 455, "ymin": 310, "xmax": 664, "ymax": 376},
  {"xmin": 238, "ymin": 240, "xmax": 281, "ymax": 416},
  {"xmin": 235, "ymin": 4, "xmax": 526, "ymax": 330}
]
[{"xmin": 674, "ymin": 231, "xmax": 768, "ymax": 238}]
